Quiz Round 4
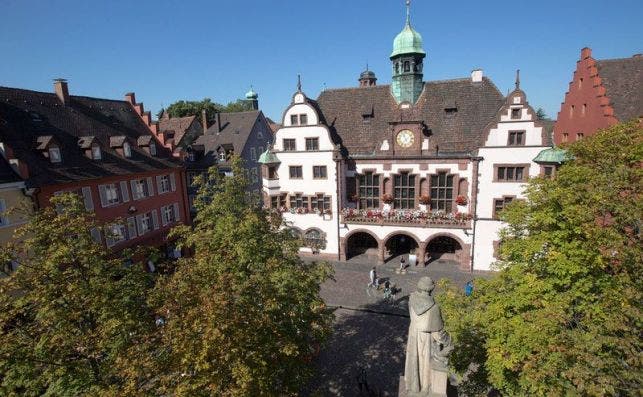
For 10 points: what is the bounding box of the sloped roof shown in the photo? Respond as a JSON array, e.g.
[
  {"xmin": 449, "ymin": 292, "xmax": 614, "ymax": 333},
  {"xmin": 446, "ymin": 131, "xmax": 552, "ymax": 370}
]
[
  {"xmin": 0, "ymin": 86, "xmax": 180, "ymax": 188},
  {"xmin": 596, "ymin": 55, "xmax": 643, "ymax": 122},
  {"xmin": 0, "ymin": 156, "xmax": 23, "ymax": 185},
  {"xmin": 315, "ymin": 77, "xmax": 505, "ymax": 156},
  {"xmin": 191, "ymin": 110, "xmax": 261, "ymax": 167},
  {"xmin": 158, "ymin": 115, "xmax": 199, "ymax": 146}
]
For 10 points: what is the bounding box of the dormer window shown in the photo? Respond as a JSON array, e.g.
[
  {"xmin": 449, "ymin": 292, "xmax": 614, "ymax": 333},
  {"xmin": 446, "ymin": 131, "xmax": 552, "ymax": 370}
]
[
  {"xmin": 91, "ymin": 144, "xmax": 102, "ymax": 160},
  {"xmin": 299, "ymin": 114, "xmax": 308, "ymax": 125},
  {"xmin": 219, "ymin": 151, "xmax": 226, "ymax": 162},
  {"xmin": 49, "ymin": 146, "xmax": 62, "ymax": 163},
  {"xmin": 290, "ymin": 114, "xmax": 299, "ymax": 126},
  {"xmin": 149, "ymin": 141, "xmax": 157, "ymax": 156},
  {"xmin": 511, "ymin": 108, "xmax": 521, "ymax": 119},
  {"xmin": 123, "ymin": 141, "xmax": 132, "ymax": 158}
]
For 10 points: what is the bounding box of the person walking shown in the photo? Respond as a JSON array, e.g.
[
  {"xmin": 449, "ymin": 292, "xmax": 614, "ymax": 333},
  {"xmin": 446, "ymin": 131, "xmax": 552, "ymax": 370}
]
[
  {"xmin": 399, "ymin": 257, "xmax": 406, "ymax": 272},
  {"xmin": 368, "ymin": 266, "xmax": 378, "ymax": 289}
]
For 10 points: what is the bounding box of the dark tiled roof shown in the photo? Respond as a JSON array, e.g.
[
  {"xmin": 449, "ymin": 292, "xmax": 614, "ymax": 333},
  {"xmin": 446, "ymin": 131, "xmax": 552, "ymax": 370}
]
[
  {"xmin": 0, "ymin": 156, "xmax": 22, "ymax": 185},
  {"xmin": 0, "ymin": 86, "xmax": 181, "ymax": 188},
  {"xmin": 596, "ymin": 55, "xmax": 643, "ymax": 122},
  {"xmin": 158, "ymin": 115, "xmax": 198, "ymax": 146},
  {"xmin": 191, "ymin": 110, "xmax": 261, "ymax": 168},
  {"xmin": 315, "ymin": 77, "xmax": 505, "ymax": 156}
]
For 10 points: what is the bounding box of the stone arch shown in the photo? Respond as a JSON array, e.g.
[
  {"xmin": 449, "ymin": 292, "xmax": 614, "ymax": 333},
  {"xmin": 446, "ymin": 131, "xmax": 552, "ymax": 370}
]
[
  {"xmin": 302, "ymin": 227, "xmax": 326, "ymax": 253},
  {"xmin": 343, "ymin": 229, "xmax": 380, "ymax": 261},
  {"xmin": 425, "ymin": 233, "xmax": 470, "ymax": 270},
  {"xmin": 382, "ymin": 231, "xmax": 420, "ymax": 263}
]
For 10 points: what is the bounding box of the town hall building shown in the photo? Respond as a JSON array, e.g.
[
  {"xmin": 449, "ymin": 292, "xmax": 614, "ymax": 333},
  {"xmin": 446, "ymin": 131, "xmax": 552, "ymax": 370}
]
[{"xmin": 259, "ymin": 2, "xmax": 554, "ymax": 271}]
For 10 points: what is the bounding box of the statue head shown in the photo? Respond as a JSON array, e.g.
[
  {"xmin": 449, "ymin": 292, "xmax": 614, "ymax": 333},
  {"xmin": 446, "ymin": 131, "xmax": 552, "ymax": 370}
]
[{"xmin": 417, "ymin": 276, "xmax": 435, "ymax": 293}]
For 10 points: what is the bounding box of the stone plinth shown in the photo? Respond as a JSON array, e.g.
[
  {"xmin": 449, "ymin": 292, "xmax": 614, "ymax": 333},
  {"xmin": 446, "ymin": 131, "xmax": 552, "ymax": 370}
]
[{"xmin": 398, "ymin": 370, "xmax": 448, "ymax": 397}]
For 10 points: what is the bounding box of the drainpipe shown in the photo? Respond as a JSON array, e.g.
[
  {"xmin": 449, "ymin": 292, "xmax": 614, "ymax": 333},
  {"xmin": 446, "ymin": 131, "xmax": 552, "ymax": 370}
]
[
  {"xmin": 469, "ymin": 156, "xmax": 483, "ymax": 273},
  {"xmin": 335, "ymin": 154, "xmax": 342, "ymax": 262}
]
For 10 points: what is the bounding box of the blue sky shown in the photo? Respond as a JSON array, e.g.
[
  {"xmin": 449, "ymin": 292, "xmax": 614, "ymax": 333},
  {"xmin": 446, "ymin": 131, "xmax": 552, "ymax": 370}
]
[{"xmin": 1, "ymin": 0, "xmax": 641, "ymax": 121}]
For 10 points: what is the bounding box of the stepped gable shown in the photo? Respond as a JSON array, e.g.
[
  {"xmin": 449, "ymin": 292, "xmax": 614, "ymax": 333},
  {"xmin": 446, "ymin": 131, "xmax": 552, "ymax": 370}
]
[
  {"xmin": 315, "ymin": 77, "xmax": 504, "ymax": 156},
  {"xmin": 595, "ymin": 55, "xmax": 643, "ymax": 122},
  {"xmin": 0, "ymin": 86, "xmax": 179, "ymax": 188}
]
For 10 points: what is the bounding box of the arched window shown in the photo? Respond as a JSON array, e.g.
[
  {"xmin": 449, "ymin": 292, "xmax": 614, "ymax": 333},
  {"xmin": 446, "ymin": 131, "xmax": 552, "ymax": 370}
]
[
  {"xmin": 303, "ymin": 229, "xmax": 326, "ymax": 251},
  {"xmin": 395, "ymin": 63, "xmax": 400, "ymax": 74},
  {"xmin": 403, "ymin": 61, "xmax": 410, "ymax": 72}
]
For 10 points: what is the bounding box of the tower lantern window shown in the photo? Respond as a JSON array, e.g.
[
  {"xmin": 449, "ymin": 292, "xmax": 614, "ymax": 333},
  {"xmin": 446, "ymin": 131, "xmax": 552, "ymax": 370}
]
[{"xmin": 403, "ymin": 61, "xmax": 410, "ymax": 72}]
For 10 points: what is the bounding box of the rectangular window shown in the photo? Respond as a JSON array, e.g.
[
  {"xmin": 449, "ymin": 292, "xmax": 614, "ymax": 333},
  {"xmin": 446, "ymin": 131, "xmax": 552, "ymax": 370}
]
[
  {"xmin": 394, "ymin": 172, "xmax": 416, "ymax": 209},
  {"xmin": 305, "ymin": 138, "xmax": 319, "ymax": 151},
  {"xmin": 289, "ymin": 166, "xmax": 303, "ymax": 179},
  {"xmin": 290, "ymin": 114, "xmax": 299, "ymax": 126},
  {"xmin": 131, "ymin": 179, "xmax": 148, "ymax": 200},
  {"xmin": 137, "ymin": 212, "xmax": 152, "ymax": 235},
  {"xmin": 161, "ymin": 204, "xmax": 179, "ymax": 226},
  {"xmin": 268, "ymin": 166, "xmax": 278, "ymax": 179},
  {"xmin": 251, "ymin": 168, "xmax": 258, "ymax": 183},
  {"xmin": 313, "ymin": 165, "xmax": 327, "ymax": 179},
  {"xmin": 562, "ymin": 133, "xmax": 569, "ymax": 143},
  {"xmin": 358, "ymin": 172, "xmax": 380, "ymax": 209},
  {"xmin": 157, "ymin": 175, "xmax": 171, "ymax": 194},
  {"xmin": 511, "ymin": 108, "xmax": 521, "ymax": 119},
  {"xmin": 283, "ymin": 139, "xmax": 296, "ymax": 151},
  {"xmin": 299, "ymin": 114, "xmax": 308, "ymax": 125},
  {"xmin": 106, "ymin": 224, "xmax": 127, "ymax": 247},
  {"xmin": 250, "ymin": 147, "xmax": 257, "ymax": 160},
  {"xmin": 430, "ymin": 172, "xmax": 453, "ymax": 212},
  {"xmin": 508, "ymin": 131, "xmax": 525, "ymax": 146},
  {"xmin": 543, "ymin": 166, "xmax": 554, "ymax": 178},
  {"xmin": 218, "ymin": 151, "xmax": 227, "ymax": 162},
  {"xmin": 310, "ymin": 194, "xmax": 331, "ymax": 211},
  {"xmin": 289, "ymin": 194, "xmax": 306, "ymax": 209},
  {"xmin": 99, "ymin": 183, "xmax": 120, "ymax": 207},
  {"xmin": 270, "ymin": 195, "xmax": 280, "ymax": 208},
  {"xmin": 493, "ymin": 197, "xmax": 514, "ymax": 219},
  {"xmin": 496, "ymin": 166, "xmax": 527, "ymax": 182},
  {"xmin": 576, "ymin": 132, "xmax": 584, "ymax": 140}
]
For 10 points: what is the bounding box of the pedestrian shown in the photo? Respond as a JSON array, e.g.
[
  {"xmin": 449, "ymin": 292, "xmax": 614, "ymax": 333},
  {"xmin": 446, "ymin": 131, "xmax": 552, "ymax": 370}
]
[
  {"xmin": 399, "ymin": 257, "xmax": 406, "ymax": 272},
  {"xmin": 368, "ymin": 266, "xmax": 377, "ymax": 288},
  {"xmin": 465, "ymin": 280, "xmax": 474, "ymax": 296}
]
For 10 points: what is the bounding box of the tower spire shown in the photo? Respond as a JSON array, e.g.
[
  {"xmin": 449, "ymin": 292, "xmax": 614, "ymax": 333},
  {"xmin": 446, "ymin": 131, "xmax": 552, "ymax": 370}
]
[
  {"xmin": 297, "ymin": 74, "xmax": 302, "ymax": 92},
  {"xmin": 515, "ymin": 69, "xmax": 521, "ymax": 90},
  {"xmin": 405, "ymin": 0, "xmax": 411, "ymax": 26}
]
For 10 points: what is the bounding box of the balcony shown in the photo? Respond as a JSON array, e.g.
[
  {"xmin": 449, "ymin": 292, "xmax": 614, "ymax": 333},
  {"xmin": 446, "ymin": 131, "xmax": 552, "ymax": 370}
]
[
  {"xmin": 340, "ymin": 208, "xmax": 472, "ymax": 229},
  {"xmin": 263, "ymin": 178, "xmax": 280, "ymax": 190}
]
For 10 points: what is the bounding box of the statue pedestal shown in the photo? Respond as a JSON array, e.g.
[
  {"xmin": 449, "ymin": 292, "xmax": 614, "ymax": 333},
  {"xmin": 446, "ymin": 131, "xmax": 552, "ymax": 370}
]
[{"xmin": 398, "ymin": 369, "xmax": 448, "ymax": 397}]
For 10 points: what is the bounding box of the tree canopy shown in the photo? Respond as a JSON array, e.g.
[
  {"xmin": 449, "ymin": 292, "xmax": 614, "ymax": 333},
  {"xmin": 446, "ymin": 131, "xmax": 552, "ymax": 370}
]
[
  {"xmin": 148, "ymin": 156, "xmax": 334, "ymax": 396},
  {"xmin": 535, "ymin": 107, "xmax": 550, "ymax": 120},
  {"xmin": 159, "ymin": 98, "xmax": 254, "ymax": 121},
  {"xmin": 438, "ymin": 121, "xmax": 642, "ymax": 396},
  {"xmin": 0, "ymin": 194, "xmax": 157, "ymax": 396}
]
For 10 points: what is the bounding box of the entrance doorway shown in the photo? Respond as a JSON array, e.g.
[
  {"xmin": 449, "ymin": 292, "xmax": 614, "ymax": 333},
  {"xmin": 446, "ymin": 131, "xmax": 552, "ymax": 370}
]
[{"xmin": 346, "ymin": 232, "xmax": 379, "ymax": 261}]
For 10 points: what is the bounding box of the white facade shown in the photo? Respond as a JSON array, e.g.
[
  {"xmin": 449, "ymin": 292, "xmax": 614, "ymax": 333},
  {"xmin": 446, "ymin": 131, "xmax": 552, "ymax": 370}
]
[{"xmin": 474, "ymin": 89, "xmax": 551, "ymax": 270}]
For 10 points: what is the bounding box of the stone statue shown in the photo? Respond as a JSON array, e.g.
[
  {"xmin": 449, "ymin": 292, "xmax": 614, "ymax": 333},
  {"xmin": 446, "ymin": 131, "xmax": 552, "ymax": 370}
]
[{"xmin": 404, "ymin": 277, "xmax": 453, "ymax": 396}]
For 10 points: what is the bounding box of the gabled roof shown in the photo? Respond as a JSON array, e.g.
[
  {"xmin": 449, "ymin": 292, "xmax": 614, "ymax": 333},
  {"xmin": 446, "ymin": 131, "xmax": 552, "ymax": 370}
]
[
  {"xmin": 0, "ymin": 86, "xmax": 180, "ymax": 188},
  {"xmin": 158, "ymin": 115, "xmax": 199, "ymax": 146},
  {"xmin": 315, "ymin": 77, "xmax": 504, "ymax": 156},
  {"xmin": 0, "ymin": 156, "xmax": 23, "ymax": 185},
  {"xmin": 191, "ymin": 111, "xmax": 261, "ymax": 168},
  {"xmin": 596, "ymin": 55, "xmax": 643, "ymax": 122}
]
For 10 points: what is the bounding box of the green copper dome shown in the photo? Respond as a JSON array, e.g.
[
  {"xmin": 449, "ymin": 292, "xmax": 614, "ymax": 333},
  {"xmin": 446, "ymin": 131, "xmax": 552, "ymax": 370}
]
[
  {"xmin": 533, "ymin": 147, "xmax": 571, "ymax": 164},
  {"xmin": 390, "ymin": 23, "xmax": 426, "ymax": 58},
  {"xmin": 258, "ymin": 149, "xmax": 279, "ymax": 164},
  {"xmin": 245, "ymin": 88, "xmax": 258, "ymax": 100}
]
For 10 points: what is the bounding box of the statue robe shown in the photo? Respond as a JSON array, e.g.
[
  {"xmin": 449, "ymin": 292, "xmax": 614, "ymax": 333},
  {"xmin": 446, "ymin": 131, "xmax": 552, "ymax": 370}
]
[{"xmin": 404, "ymin": 292, "xmax": 444, "ymax": 393}]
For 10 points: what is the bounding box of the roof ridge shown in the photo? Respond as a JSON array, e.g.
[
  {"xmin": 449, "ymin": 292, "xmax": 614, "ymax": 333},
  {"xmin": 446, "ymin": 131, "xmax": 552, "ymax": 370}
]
[
  {"xmin": 0, "ymin": 85, "xmax": 129, "ymax": 105},
  {"xmin": 596, "ymin": 55, "xmax": 643, "ymax": 63}
]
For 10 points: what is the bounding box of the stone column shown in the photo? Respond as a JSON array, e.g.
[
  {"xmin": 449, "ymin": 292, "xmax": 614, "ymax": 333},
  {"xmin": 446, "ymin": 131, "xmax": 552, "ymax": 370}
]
[
  {"xmin": 377, "ymin": 244, "xmax": 385, "ymax": 265},
  {"xmin": 417, "ymin": 242, "xmax": 427, "ymax": 267}
]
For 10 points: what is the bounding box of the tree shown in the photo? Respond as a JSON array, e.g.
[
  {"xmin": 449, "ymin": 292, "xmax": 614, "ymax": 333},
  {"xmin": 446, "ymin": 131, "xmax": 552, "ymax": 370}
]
[
  {"xmin": 438, "ymin": 121, "xmax": 642, "ymax": 396},
  {"xmin": 159, "ymin": 98, "xmax": 254, "ymax": 121},
  {"xmin": 0, "ymin": 194, "xmax": 158, "ymax": 396},
  {"xmin": 535, "ymin": 107, "xmax": 549, "ymax": 120},
  {"xmin": 149, "ymin": 156, "xmax": 334, "ymax": 396}
]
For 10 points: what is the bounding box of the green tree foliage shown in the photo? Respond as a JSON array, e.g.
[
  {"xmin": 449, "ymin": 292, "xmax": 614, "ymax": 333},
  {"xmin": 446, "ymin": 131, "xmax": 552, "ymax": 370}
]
[
  {"xmin": 159, "ymin": 98, "xmax": 254, "ymax": 121},
  {"xmin": 150, "ymin": 156, "xmax": 334, "ymax": 396},
  {"xmin": 0, "ymin": 194, "xmax": 157, "ymax": 396},
  {"xmin": 438, "ymin": 121, "xmax": 642, "ymax": 396},
  {"xmin": 535, "ymin": 107, "xmax": 549, "ymax": 120}
]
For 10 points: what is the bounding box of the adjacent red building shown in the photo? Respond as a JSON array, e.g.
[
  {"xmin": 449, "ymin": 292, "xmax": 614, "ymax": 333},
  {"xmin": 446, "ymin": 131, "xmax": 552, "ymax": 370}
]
[
  {"xmin": 0, "ymin": 80, "xmax": 190, "ymax": 256},
  {"xmin": 553, "ymin": 48, "xmax": 642, "ymax": 145}
]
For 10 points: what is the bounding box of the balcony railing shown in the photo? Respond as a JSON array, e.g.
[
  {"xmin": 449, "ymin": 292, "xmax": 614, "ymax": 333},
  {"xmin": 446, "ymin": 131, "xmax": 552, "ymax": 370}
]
[{"xmin": 340, "ymin": 208, "xmax": 472, "ymax": 228}]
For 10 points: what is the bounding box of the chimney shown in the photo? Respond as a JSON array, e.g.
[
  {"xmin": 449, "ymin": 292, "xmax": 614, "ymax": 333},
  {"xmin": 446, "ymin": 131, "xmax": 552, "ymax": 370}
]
[
  {"xmin": 53, "ymin": 78, "xmax": 69, "ymax": 105},
  {"xmin": 471, "ymin": 69, "xmax": 483, "ymax": 83},
  {"xmin": 202, "ymin": 109, "xmax": 208, "ymax": 133},
  {"xmin": 216, "ymin": 112, "xmax": 222, "ymax": 133},
  {"xmin": 581, "ymin": 47, "xmax": 592, "ymax": 60},
  {"xmin": 124, "ymin": 92, "xmax": 136, "ymax": 104}
]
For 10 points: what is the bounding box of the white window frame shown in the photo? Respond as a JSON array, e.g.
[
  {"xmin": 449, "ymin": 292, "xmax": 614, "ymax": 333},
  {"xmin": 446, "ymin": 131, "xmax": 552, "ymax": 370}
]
[
  {"xmin": 91, "ymin": 144, "xmax": 102, "ymax": 160},
  {"xmin": 158, "ymin": 175, "xmax": 171, "ymax": 194},
  {"xmin": 132, "ymin": 179, "xmax": 148, "ymax": 200},
  {"xmin": 49, "ymin": 146, "xmax": 62, "ymax": 163},
  {"xmin": 106, "ymin": 224, "xmax": 127, "ymax": 247},
  {"xmin": 105, "ymin": 184, "xmax": 119, "ymax": 206},
  {"xmin": 123, "ymin": 142, "xmax": 132, "ymax": 158}
]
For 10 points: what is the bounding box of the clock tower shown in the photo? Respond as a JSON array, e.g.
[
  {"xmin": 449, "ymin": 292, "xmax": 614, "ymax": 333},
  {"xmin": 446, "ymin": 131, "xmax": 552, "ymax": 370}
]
[{"xmin": 390, "ymin": 0, "xmax": 426, "ymax": 105}]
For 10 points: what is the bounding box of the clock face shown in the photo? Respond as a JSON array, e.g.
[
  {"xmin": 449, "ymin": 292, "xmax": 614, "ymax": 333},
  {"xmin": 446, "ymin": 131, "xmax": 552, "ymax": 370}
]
[{"xmin": 396, "ymin": 129, "xmax": 415, "ymax": 148}]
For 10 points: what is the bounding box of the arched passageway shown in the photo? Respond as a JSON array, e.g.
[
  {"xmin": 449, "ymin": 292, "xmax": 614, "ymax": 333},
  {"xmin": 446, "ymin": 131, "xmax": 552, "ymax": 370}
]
[
  {"xmin": 426, "ymin": 235, "xmax": 462, "ymax": 263},
  {"xmin": 346, "ymin": 232, "xmax": 379, "ymax": 260},
  {"xmin": 384, "ymin": 233, "xmax": 418, "ymax": 262}
]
